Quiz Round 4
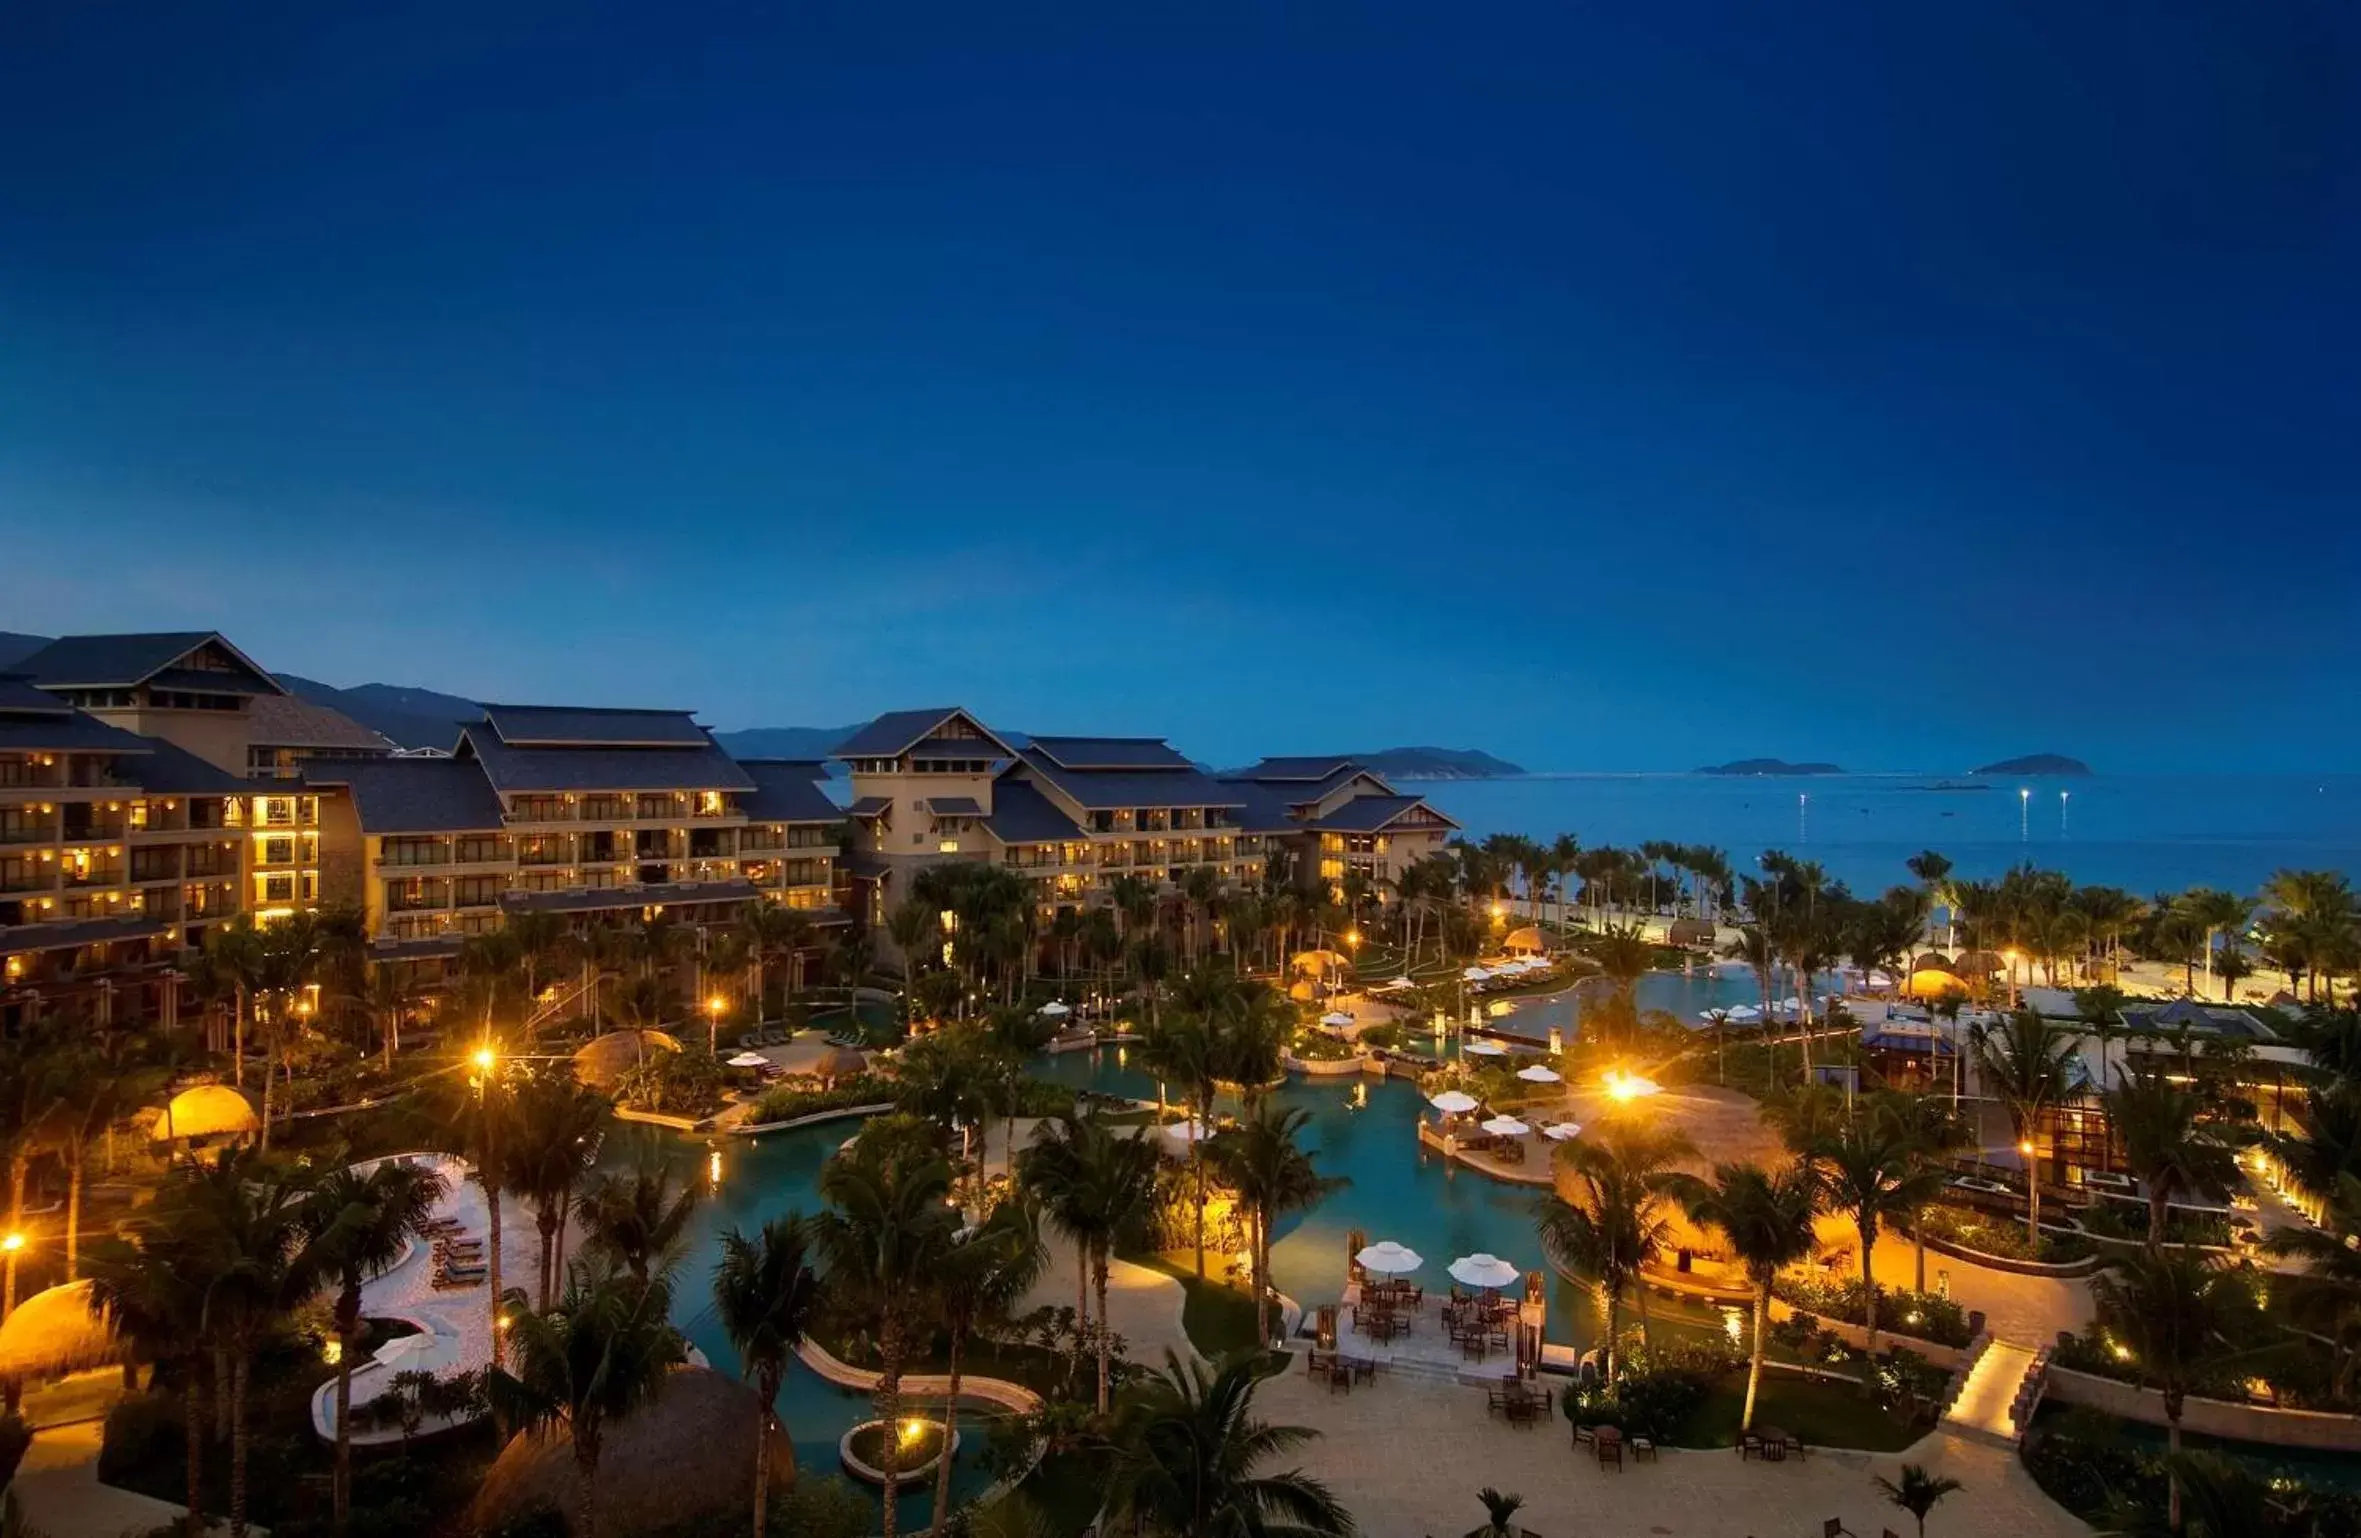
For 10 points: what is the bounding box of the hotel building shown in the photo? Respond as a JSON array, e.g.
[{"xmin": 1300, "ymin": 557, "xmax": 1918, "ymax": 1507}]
[{"xmin": 1217, "ymin": 757, "xmax": 1461, "ymax": 895}]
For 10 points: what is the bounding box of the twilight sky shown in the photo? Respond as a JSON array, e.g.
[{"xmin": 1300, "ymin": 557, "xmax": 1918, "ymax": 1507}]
[{"xmin": 4, "ymin": 3, "xmax": 2355, "ymax": 772}]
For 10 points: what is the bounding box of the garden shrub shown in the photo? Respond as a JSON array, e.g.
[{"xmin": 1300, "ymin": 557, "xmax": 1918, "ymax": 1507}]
[
  {"xmin": 1771, "ymin": 1273, "xmax": 1973, "ymax": 1347},
  {"xmin": 751, "ymin": 1073, "xmax": 896, "ymax": 1124}
]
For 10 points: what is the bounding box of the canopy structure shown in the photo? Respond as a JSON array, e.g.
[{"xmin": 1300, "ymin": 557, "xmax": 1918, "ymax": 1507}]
[
  {"xmin": 150, "ymin": 1084, "xmax": 261, "ymax": 1143},
  {"xmin": 1480, "ymin": 1115, "xmax": 1530, "ymax": 1137},
  {"xmin": 1355, "ymin": 1240, "xmax": 1424, "ymax": 1275},
  {"xmin": 0, "ymin": 1280, "xmax": 123, "ymax": 1380},
  {"xmin": 1725, "ymin": 1004, "xmax": 1762, "ymax": 1022},
  {"xmin": 1320, "ymin": 1011, "xmax": 1355, "ymax": 1028},
  {"xmin": 572, "ymin": 1029, "xmax": 682, "ymax": 1091},
  {"xmin": 1379, "ymin": 976, "xmax": 1416, "ymax": 991},
  {"xmin": 1448, "ymin": 1253, "xmax": 1520, "ymax": 1290},
  {"xmin": 1291, "ymin": 949, "xmax": 1350, "ymax": 976},
  {"xmin": 1504, "ymin": 925, "xmax": 1544, "ymax": 955},
  {"xmin": 1427, "ymin": 1090, "xmax": 1479, "ymax": 1115},
  {"xmin": 1463, "ymin": 1039, "xmax": 1506, "ymax": 1057},
  {"xmin": 1540, "ymin": 1122, "xmax": 1583, "ymax": 1141},
  {"xmin": 1162, "ymin": 1118, "xmax": 1213, "ymax": 1144},
  {"xmin": 1911, "ymin": 952, "xmax": 1957, "ymax": 975},
  {"xmin": 1905, "ymin": 967, "xmax": 1970, "ymax": 1001},
  {"xmin": 725, "ymin": 1052, "xmax": 770, "ymax": 1069},
  {"xmin": 1954, "ymin": 949, "xmax": 2005, "ymax": 977},
  {"xmin": 1037, "ymin": 1001, "xmax": 1073, "ymax": 1018},
  {"xmin": 1515, "ymin": 1064, "xmax": 1561, "ymax": 1084},
  {"xmin": 1462, "ymin": 966, "xmax": 1494, "ymax": 982},
  {"xmin": 1668, "ymin": 918, "xmax": 1717, "ymax": 947},
  {"xmin": 814, "ymin": 1046, "xmax": 869, "ymax": 1082}
]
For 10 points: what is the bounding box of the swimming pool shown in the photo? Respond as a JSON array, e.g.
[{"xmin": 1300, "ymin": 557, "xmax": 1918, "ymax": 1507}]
[{"xmin": 1477, "ymin": 964, "xmax": 1832, "ymax": 1043}]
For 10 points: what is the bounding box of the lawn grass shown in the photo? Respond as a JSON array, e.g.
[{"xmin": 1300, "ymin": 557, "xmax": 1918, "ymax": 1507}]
[
  {"xmin": 1667, "ymin": 1365, "xmax": 1923, "ymax": 1452},
  {"xmin": 1128, "ymin": 1253, "xmax": 1279, "ymax": 1364}
]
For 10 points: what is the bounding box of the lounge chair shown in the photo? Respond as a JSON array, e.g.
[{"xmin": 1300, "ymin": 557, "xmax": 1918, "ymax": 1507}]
[{"xmin": 1823, "ymin": 1523, "xmax": 1856, "ymax": 1538}]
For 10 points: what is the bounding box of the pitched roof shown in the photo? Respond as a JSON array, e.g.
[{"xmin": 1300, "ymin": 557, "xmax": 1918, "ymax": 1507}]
[
  {"xmin": 982, "ymin": 777, "xmax": 1083, "ymax": 844},
  {"xmin": 1309, "ymin": 794, "xmax": 1460, "ymax": 833},
  {"xmin": 0, "ymin": 676, "xmax": 72, "ymax": 716},
  {"xmin": 1015, "ymin": 747, "xmax": 1243, "ymax": 811},
  {"xmin": 304, "ymin": 758, "xmax": 507, "ymax": 834},
  {"xmin": 1230, "ymin": 756, "xmax": 1358, "ymax": 782},
  {"xmin": 921, "ymin": 796, "xmax": 984, "ymax": 817},
  {"xmin": 846, "ymin": 796, "xmax": 892, "ymax": 818},
  {"xmin": 458, "ymin": 726, "xmax": 755, "ymax": 794},
  {"xmin": 13, "ymin": 633, "xmax": 284, "ymax": 694},
  {"xmin": 1221, "ymin": 780, "xmax": 1302, "ymax": 834},
  {"xmin": 831, "ymin": 708, "xmax": 1013, "ymax": 760},
  {"xmin": 1026, "ymin": 736, "xmax": 1193, "ymax": 771},
  {"xmin": 477, "ymin": 704, "xmax": 712, "ymax": 748},
  {"xmin": 245, "ymin": 693, "xmax": 394, "ymax": 752},
  {"xmin": 739, "ymin": 761, "xmax": 843, "ymax": 824},
  {"xmin": 0, "ymin": 688, "xmax": 155, "ymax": 754},
  {"xmin": 129, "ymin": 737, "xmax": 248, "ymax": 794}
]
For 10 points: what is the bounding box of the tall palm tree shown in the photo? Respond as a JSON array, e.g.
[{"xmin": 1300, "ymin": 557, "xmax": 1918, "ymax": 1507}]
[
  {"xmin": 1971, "ymin": 1008, "xmax": 2078, "ymax": 1242},
  {"xmin": 1905, "ymin": 851, "xmax": 1954, "ymax": 949},
  {"xmin": 1588, "ymin": 924, "xmax": 1654, "ymax": 1050},
  {"xmin": 1815, "ymin": 1113, "xmax": 1946, "ymax": 1388},
  {"xmin": 1020, "ymin": 1109, "xmax": 1160, "ymax": 1411},
  {"xmin": 2103, "ymin": 1072, "xmax": 2245, "ymax": 1252},
  {"xmin": 485, "ymin": 1262, "xmax": 686, "ymax": 1538},
  {"xmin": 507, "ymin": 1071, "xmax": 612, "ymax": 1308},
  {"xmin": 1874, "ymin": 1464, "xmax": 1964, "ymax": 1538},
  {"xmin": 812, "ymin": 1137, "xmax": 959, "ymax": 1538},
  {"xmin": 1104, "ymin": 1350, "xmax": 1355, "ymax": 1538},
  {"xmin": 1674, "ymin": 1161, "xmax": 1821, "ymax": 1432},
  {"xmin": 87, "ymin": 1222, "xmax": 214, "ymax": 1536},
  {"xmin": 443, "ymin": 1051, "xmax": 514, "ymax": 1365},
  {"xmin": 203, "ymin": 919, "xmax": 266, "ymax": 1089},
  {"xmin": 712, "ymin": 1215, "xmax": 821, "ymax": 1538},
  {"xmin": 927, "ymin": 1197, "xmax": 1046, "ymax": 1535},
  {"xmin": 739, "ymin": 901, "xmax": 814, "ymax": 1019},
  {"xmin": 1139, "ymin": 1012, "xmax": 1222, "ymax": 1277},
  {"xmin": 367, "ymin": 967, "xmax": 419, "ymax": 1071},
  {"xmin": 1534, "ymin": 1124, "xmax": 1694, "ymax": 1381},
  {"xmin": 301, "ymin": 1160, "xmax": 447, "ymax": 1534},
  {"xmin": 1210, "ymin": 1103, "xmax": 1347, "ymax": 1351},
  {"xmin": 2088, "ymin": 1251, "xmax": 2262, "ymax": 1533},
  {"xmin": 577, "ymin": 1160, "xmax": 702, "ymax": 1283},
  {"xmin": 1874, "ymin": 1091, "xmax": 1968, "ymax": 1292}
]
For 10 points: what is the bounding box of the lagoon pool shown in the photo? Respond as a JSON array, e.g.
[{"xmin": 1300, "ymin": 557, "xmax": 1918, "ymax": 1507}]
[{"xmin": 1473, "ymin": 964, "xmax": 1833, "ymax": 1042}]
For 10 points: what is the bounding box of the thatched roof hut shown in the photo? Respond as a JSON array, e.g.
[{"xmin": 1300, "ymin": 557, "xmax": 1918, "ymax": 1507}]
[
  {"xmin": 814, "ymin": 1046, "xmax": 868, "ymax": 1083},
  {"xmin": 1504, "ymin": 925, "xmax": 1544, "ymax": 955},
  {"xmin": 1905, "ymin": 967, "xmax": 1969, "ymax": 1001},
  {"xmin": 1667, "ymin": 919, "xmax": 1717, "ymax": 948},
  {"xmin": 149, "ymin": 1084, "xmax": 261, "ymax": 1143},
  {"xmin": 1953, "ymin": 949, "xmax": 2005, "ymax": 977},
  {"xmin": 0, "ymin": 1280, "xmax": 123, "ymax": 1381},
  {"xmin": 570, "ymin": 1030, "xmax": 681, "ymax": 1091},
  {"xmin": 1909, "ymin": 952, "xmax": 1956, "ymax": 975},
  {"xmin": 1289, "ymin": 949, "xmax": 1349, "ymax": 976},
  {"xmin": 470, "ymin": 1366, "xmax": 792, "ymax": 1538}
]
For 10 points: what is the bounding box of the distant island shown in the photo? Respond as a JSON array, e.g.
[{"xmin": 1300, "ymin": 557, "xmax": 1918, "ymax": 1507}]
[
  {"xmin": 1350, "ymin": 746, "xmax": 1524, "ymax": 780},
  {"xmin": 1971, "ymin": 753, "xmax": 2093, "ymax": 776},
  {"xmin": 1695, "ymin": 758, "xmax": 1844, "ymax": 777}
]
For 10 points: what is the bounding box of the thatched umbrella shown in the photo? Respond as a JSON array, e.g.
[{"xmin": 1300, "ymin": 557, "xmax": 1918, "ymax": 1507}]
[
  {"xmin": 470, "ymin": 1366, "xmax": 793, "ymax": 1538},
  {"xmin": 149, "ymin": 1084, "xmax": 261, "ymax": 1144},
  {"xmin": 1909, "ymin": 952, "xmax": 1956, "ymax": 976},
  {"xmin": 1504, "ymin": 925, "xmax": 1545, "ymax": 955},
  {"xmin": 0, "ymin": 1280, "xmax": 124, "ymax": 1383},
  {"xmin": 1953, "ymin": 949, "xmax": 2005, "ymax": 977},
  {"xmin": 1667, "ymin": 919, "xmax": 1716, "ymax": 948},
  {"xmin": 814, "ymin": 1047, "xmax": 869, "ymax": 1083},
  {"xmin": 570, "ymin": 1030, "xmax": 681, "ymax": 1092}
]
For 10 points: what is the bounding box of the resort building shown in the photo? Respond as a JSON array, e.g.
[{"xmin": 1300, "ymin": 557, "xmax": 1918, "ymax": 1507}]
[
  {"xmin": 308, "ymin": 707, "xmax": 844, "ymax": 978},
  {"xmin": 1218, "ymin": 756, "xmax": 1461, "ymax": 899}
]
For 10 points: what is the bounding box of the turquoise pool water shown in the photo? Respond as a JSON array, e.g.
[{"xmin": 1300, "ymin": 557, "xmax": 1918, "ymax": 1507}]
[
  {"xmin": 1475, "ymin": 964, "xmax": 1831, "ymax": 1041},
  {"xmin": 600, "ymin": 1121, "xmax": 1005, "ymax": 1528}
]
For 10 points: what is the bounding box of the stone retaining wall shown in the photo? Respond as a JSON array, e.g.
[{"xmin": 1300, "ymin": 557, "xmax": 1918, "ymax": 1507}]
[
  {"xmin": 728, "ymin": 1102, "xmax": 895, "ymax": 1137},
  {"xmin": 2044, "ymin": 1366, "xmax": 2361, "ymax": 1450}
]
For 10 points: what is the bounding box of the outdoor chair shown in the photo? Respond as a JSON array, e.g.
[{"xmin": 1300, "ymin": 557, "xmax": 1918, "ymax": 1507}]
[
  {"xmin": 1630, "ymin": 1435, "xmax": 1655, "ymax": 1461},
  {"xmin": 1595, "ymin": 1436, "xmax": 1622, "ymax": 1471},
  {"xmin": 1737, "ymin": 1432, "xmax": 1762, "ymax": 1460},
  {"xmin": 1349, "ymin": 1356, "xmax": 1376, "ymax": 1384},
  {"xmin": 1823, "ymin": 1522, "xmax": 1856, "ymax": 1538},
  {"xmin": 1306, "ymin": 1351, "xmax": 1333, "ymax": 1383},
  {"xmin": 1572, "ymin": 1424, "xmax": 1594, "ymax": 1448}
]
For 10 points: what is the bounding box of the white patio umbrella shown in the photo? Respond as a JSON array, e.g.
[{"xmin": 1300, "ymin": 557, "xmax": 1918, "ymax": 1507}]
[
  {"xmin": 1448, "ymin": 1253, "xmax": 1521, "ymax": 1290},
  {"xmin": 1355, "ymin": 1240, "xmax": 1424, "ymax": 1275},
  {"xmin": 1462, "ymin": 966, "xmax": 1493, "ymax": 982},
  {"xmin": 1540, "ymin": 1122, "xmax": 1583, "ymax": 1141},
  {"xmin": 1320, "ymin": 1011, "xmax": 1355, "ymax": 1027},
  {"xmin": 1866, "ymin": 970, "xmax": 1895, "ymax": 989},
  {"xmin": 1463, "ymin": 1039, "xmax": 1506, "ymax": 1057},
  {"xmin": 370, "ymin": 1332, "xmax": 451, "ymax": 1371},
  {"xmin": 1162, "ymin": 1119, "xmax": 1213, "ymax": 1144},
  {"xmin": 726, "ymin": 1052, "xmax": 770, "ymax": 1068},
  {"xmin": 1426, "ymin": 1089, "xmax": 1479, "ymax": 1115},
  {"xmin": 1726, "ymin": 1004, "xmax": 1761, "ymax": 1022},
  {"xmin": 1381, "ymin": 976, "xmax": 1416, "ymax": 991},
  {"xmin": 1481, "ymin": 1115, "xmax": 1530, "ymax": 1137},
  {"xmin": 1514, "ymin": 1064, "xmax": 1561, "ymax": 1084},
  {"xmin": 1037, "ymin": 1001, "xmax": 1073, "ymax": 1018}
]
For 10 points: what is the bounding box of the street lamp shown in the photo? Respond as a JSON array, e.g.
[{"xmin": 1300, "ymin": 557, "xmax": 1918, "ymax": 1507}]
[
  {"xmin": 472, "ymin": 1045, "xmax": 497, "ymax": 1073},
  {"xmin": 3, "ymin": 1230, "xmax": 25, "ymax": 1318}
]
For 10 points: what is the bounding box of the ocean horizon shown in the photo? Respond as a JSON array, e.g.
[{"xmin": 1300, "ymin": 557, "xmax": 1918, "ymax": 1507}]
[{"xmin": 1411, "ymin": 771, "xmax": 2361, "ymax": 897}]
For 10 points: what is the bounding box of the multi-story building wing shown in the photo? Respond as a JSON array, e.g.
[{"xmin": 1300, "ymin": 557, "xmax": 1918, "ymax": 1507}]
[
  {"xmin": 736, "ymin": 760, "xmax": 843, "ymax": 919},
  {"xmin": 1217, "ymin": 757, "xmax": 1461, "ymax": 898},
  {"xmin": 243, "ymin": 693, "xmax": 396, "ymax": 780},
  {"xmin": 0, "ymin": 674, "xmax": 250, "ymax": 1031},
  {"xmin": 13, "ymin": 631, "xmax": 291, "ymax": 776}
]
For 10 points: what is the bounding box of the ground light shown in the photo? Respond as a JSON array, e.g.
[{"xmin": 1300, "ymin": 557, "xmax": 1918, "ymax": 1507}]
[{"xmin": 3, "ymin": 1230, "xmax": 24, "ymax": 1316}]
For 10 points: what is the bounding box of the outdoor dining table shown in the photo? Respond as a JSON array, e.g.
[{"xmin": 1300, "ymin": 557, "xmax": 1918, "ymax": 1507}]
[
  {"xmin": 1592, "ymin": 1424, "xmax": 1623, "ymax": 1470},
  {"xmin": 1754, "ymin": 1425, "xmax": 1790, "ymax": 1462}
]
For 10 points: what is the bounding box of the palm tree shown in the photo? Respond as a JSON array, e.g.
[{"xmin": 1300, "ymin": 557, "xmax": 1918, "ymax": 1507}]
[
  {"xmin": 1139, "ymin": 1012, "xmax": 1222, "ymax": 1277},
  {"xmin": 1466, "ymin": 1487, "xmax": 1526, "ymax": 1538},
  {"xmin": 1020, "ymin": 1109, "xmax": 1160, "ymax": 1412},
  {"xmin": 577, "ymin": 1160, "xmax": 702, "ymax": 1283},
  {"xmin": 1874, "ymin": 1463, "xmax": 1964, "ymax": 1538},
  {"xmin": 739, "ymin": 901, "xmax": 814, "ymax": 1020},
  {"xmin": 367, "ymin": 967, "xmax": 418, "ymax": 1071},
  {"xmin": 1210, "ymin": 1103, "xmax": 1346, "ymax": 1351},
  {"xmin": 1971, "ymin": 1008, "xmax": 2078, "ymax": 1242},
  {"xmin": 507, "ymin": 1071, "xmax": 611, "ymax": 1308},
  {"xmin": 712, "ymin": 1215, "xmax": 821, "ymax": 1538},
  {"xmin": 301, "ymin": 1160, "xmax": 448, "ymax": 1534},
  {"xmin": 1534, "ymin": 1124, "xmax": 1693, "ymax": 1381},
  {"xmin": 812, "ymin": 1136, "xmax": 959, "ymax": 1538},
  {"xmin": 485, "ymin": 1262, "xmax": 686, "ymax": 1538},
  {"xmin": 87, "ymin": 1224, "xmax": 213, "ymax": 1536},
  {"xmin": 444, "ymin": 1052, "xmax": 513, "ymax": 1365},
  {"xmin": 927, "ymin": 1197, "xmax": 1045, "ymax": 1535},
  {"xmin": 2088, "ymin": 1251, "xmax": 2262, "ymax": 1533},
  {"xmin": 2105, "ymin": 1451, "xmax": 2286, "ymax": 1538},
  {"xmin": 2103, "ymin": 1073, "xmax": 2244, "ymax": 1251},
  {"xmin": 1906, "ymin": 851, "xmax": 1955, "ymax": 949},
  {"xmin": 1588, "ymin": 924, "xmax": 1654, "ymax": 1050},
  {"xmin": 1816, "ymin": 1113, "xmax": 1946, "ymax": 1388},
  {"xmin": 1675, "ymin": 1161, "xmax": 1821, "ymax": 1432},
  {"xmin": 203, "ymin": 919, "xmax": 265, "ymax": 1089},
  {"xmin": 1875, "ymin": 1091, "xmax": 1968, "ymax": 1292},
  {"xmin": 1104, "ymin": 1350, "xmax": 1354, "ymax": 1538}
]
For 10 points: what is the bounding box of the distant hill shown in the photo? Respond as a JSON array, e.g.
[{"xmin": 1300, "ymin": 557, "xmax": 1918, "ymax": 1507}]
[
  {"xmin": 712, "ymin": 725, "xmax": 864, "ymax": 761},
  {"xmin": 277, "ymin": 675, "xmax": 479, "ymax": 751},
  {"xmin": 1696, "ymin": 758, "xmax": 1844, "ymax": 776},
  {"xmin": 1355, "ymin": 746, "xmax": 1523, "ymax": 779},
  {"xmin": 1972, "ymin": 753, "xmax": 2092, "ymax": 776},
  {"xmin": 0, "ymin": 633, "xmax": 51, "ymax": 670}
]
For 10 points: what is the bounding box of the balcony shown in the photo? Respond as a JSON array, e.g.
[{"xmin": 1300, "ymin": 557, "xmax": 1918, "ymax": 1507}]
[
  {"xmin": 0, "ymin": 823, "xmax": 57, "ymax": 847},
  {"xmin": 61, "ymin": 864, "xmax": 127, "ymax": 890},
  {"xmin": 0, "ymin": 867, "xmax": 54, "ymax": 895}
]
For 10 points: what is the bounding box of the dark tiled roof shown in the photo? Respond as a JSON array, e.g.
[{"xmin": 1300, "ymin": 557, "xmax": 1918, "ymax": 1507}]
[
  {"xmin": 982, "ymin": 778, "xmax": 1083, "ymax": 843},
  {"xmin": 0, "ymin": 708, "xmax": 155, "ymax": 754},
  {"xmin": 501, "ymin": 879, "xmax": 759, "ymax": 915},
  {"xmin": 0, "ymin": 676, "xmax": 72, "ymax": 715},
  {"xmin": 459, "ymin": 727, "xmax": 755, "ymax": 794},
  {"xmin": 478, "ymin": 704, "xmax": 713, "ymax": 748},
  {"xmin": 305, "ymin": 758, "xmax": 507, "ymax": 834},
  {"xmin": 832, "ymin": 708, "xmax": 1014, "ymax": 759},
  {"xmin": 740, "ymin": 761, "xmax": 843, "ymax": 824},
  {"xmin": 131, "ymin": 737, "xmax": 248, "ymax": 794},
  {"xmin": 1017, "ymin": 748, "xmax": 1243, "ymax": 812},
  {"xmin": 1231, "ymin": 756, "xmax": 1357, "ymax": 782},
  {"xmin": 923, "ymin": 796, "xmax": 984, "ymax": 817},
  {"xmin": 1222, "ymin": 780, "xmax": 1302, "ymax": 834},
  {"xmin": 1310, "ymin": 795, "xmax": 1459, "ymax": 833},
  {"xmin": 1027, "ymin": 736, "xmax": 1192, "ymax": 771},
  {"xmin": 147, "ymin": 666, "xmax": 277, "ymax": 696},
  {"xmin": 910, "ymin": 740, "xmax": 1005, "ymax": 763},
  {"xmin": 246, "ymin": 693, "xmax": 393, "ymax": 751},
  {"xmin": 847, "ymin": 796, "xmax": 893, "ymax": 818},
  {"xmin": 15, "ymin": 633, "xmax": 283, "ymax": 693},
  {"xmin": 0, "ymin": 915, "xmax": 170, "ymax": 956}
]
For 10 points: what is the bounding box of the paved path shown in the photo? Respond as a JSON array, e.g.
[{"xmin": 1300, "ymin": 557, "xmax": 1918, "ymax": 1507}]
[
  {"xmin": 1946, "ymin": 1342, "xmax": 2039, "ymax": 1442},
  {"xmin": 1862, "ymin": 1229, "xmax": 2090, "ymax": 1346},
  {"xmin": 1018, "ymin": 1242, "xmax": 1196, "ymax": 1364},
  {"xmin": 11, "ymin": 1420, "xmax": 249, "ymax": 1538},
  {"xmin": 1260, "ymin": 1366, "xmax": 2089, "ymax": 1538}
]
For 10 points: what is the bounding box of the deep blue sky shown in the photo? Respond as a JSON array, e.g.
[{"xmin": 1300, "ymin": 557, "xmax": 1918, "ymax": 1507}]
[{"xmin": 4, "ymin": 3, "xmax": 2355, "ymax": 772}]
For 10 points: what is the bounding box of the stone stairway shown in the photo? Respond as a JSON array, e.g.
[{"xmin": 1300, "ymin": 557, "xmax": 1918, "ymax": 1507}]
[{"xmin": 1942, "ymin": 1339, "xmax": 2040, "ymax": 1445}]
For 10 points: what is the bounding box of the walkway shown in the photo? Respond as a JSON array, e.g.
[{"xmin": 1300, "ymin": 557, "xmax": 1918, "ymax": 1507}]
[
  {"xmin": 1262, "ymin": 1368, "xmax": 2089, "ymax": 1538},
  {"xmin": 1945, "ymin": 1342, "xmax": 2040, "ymax": 1443},
  {"xmin": 11, "ymin": 1421, "xmax": 249, "ymax": 1538}
]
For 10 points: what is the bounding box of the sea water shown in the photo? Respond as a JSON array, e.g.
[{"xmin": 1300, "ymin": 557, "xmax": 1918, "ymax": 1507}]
[{"xmin": 1415, "ymin": 773, "xmax": 2361, "ymax": 897}]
